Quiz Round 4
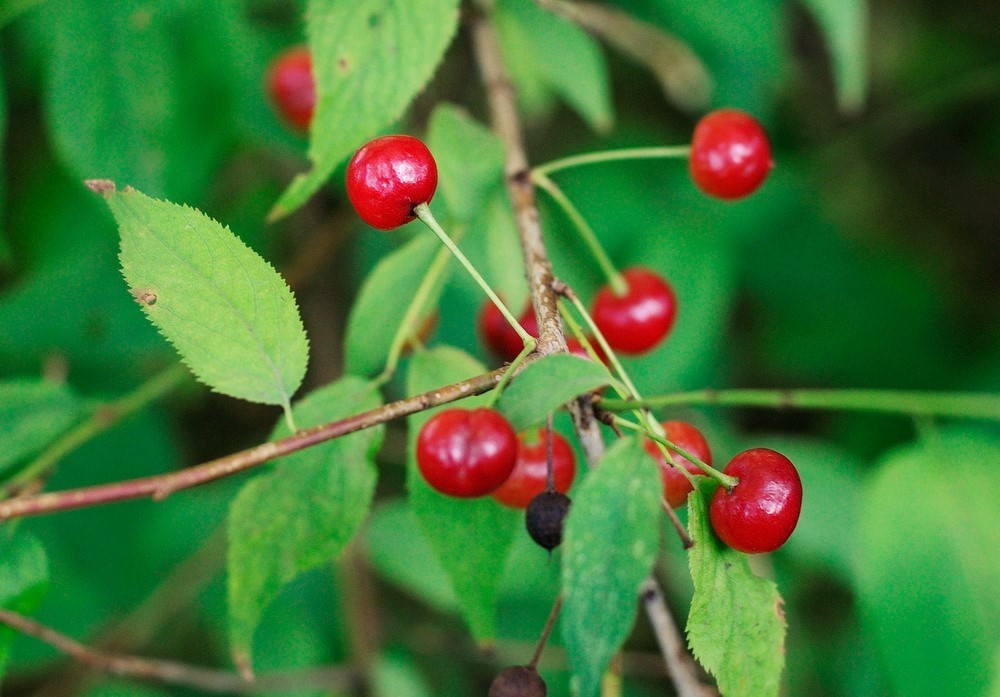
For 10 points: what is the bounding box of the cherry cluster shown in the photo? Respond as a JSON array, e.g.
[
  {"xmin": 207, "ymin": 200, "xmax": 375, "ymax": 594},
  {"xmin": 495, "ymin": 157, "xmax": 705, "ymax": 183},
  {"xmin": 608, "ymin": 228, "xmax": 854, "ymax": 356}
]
[{"xmin": 266, "ymin": 46, "xmax": 800, "ymax": 557}]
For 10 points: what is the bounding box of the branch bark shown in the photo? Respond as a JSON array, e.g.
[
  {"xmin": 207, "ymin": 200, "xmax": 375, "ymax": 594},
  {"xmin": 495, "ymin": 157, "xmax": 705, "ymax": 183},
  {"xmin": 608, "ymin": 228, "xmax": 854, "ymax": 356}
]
[
  {"xmin": 469, "ymin": 6, "xmax": 716, "ymax": 696},
  {"xmin": 0, "ymin": 608, "xmax": 357, "ymax": 695},
  {"xmin": 0, "ymin": 366, "xmax": 510, "ymax": 520}
]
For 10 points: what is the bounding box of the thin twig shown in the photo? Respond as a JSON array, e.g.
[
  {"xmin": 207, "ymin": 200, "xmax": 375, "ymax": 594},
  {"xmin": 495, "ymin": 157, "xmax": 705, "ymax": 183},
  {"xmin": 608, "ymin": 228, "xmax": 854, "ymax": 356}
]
[
  {"xmin": 0, "ymin": 366, "xmax": 511, "ymax": 520},
  {"xmin": 529, "ymin": 594, "xmax": 563, "ymax": 670},
  {"xmin": 0, "ymin": 608, "xmax": 357, "ymax": 695},
  {"xmin": 639, "ymin": 579, "xmax": 717, "ymax": 697}
]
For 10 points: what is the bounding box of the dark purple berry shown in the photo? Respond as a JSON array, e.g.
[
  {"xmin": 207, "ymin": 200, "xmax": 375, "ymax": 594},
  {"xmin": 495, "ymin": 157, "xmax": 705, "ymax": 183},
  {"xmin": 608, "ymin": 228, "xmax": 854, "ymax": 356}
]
[{"xmin": 525, "ymin": 491, "xmax": 571, "ymax": 551}]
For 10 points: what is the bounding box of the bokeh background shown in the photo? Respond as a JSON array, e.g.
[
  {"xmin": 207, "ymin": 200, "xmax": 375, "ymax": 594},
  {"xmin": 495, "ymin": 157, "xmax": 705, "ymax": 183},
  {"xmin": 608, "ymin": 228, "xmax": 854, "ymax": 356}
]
[{"xmin": 0, "ymin": 0, "xmax": 998, "ymax": 695}]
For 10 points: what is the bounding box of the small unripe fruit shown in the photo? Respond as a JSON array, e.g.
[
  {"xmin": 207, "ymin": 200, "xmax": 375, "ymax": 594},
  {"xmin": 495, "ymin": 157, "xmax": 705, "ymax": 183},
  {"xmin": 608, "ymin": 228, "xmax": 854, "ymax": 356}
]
[{"xmin": 525, "ymin": 491, "xmax": 571, "ymax": 551}]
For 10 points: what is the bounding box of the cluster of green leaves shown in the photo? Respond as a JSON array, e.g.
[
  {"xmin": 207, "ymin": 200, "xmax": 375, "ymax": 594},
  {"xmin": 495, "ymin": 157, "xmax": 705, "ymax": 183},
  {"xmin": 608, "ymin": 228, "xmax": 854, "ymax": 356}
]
[{"xmin": 2, "ymin": 0, "xmax": 999, "ymax": 696}]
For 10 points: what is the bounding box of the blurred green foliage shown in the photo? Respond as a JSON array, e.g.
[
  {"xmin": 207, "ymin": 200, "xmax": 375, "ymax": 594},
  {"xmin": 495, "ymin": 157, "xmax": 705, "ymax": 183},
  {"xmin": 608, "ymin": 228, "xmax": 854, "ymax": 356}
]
[{"xmin": 0, "ymin": 0, "xmax": 998, "ymax": 695}]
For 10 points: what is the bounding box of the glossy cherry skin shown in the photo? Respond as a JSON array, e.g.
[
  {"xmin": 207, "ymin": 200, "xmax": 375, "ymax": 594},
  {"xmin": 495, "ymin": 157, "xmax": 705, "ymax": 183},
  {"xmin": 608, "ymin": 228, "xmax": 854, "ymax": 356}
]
[
  {"xmin": 689, "ymin": 109, "xmax": 772, "ymax": 200},
  {"xmin": 709, "ymin": 448, "xmax": 802, "ymax": 554},
  {"xmin": 479, "ymin": 300, "xmax": 538, "ymax": 363},
  {"xmin": 266, "ymin": 46, "xmax": 315, "ymax": 131},
  {"xmin": 591, "ymin": 267, "xmax": 677, "ymax": 354},
  {"xmin": 416, "ymin": 408, "xmax": 517, "ymax": 498},
  {"xmin": 643, "ymin": 421, "xmax": 712, "ymax": 508},
  {"xmin": 492, "ymin": 429, "xmax": 576, "ymax": 509},
  {"xmin": 346, "ymin": 135, "xmax": 438, "ymax": 230}
]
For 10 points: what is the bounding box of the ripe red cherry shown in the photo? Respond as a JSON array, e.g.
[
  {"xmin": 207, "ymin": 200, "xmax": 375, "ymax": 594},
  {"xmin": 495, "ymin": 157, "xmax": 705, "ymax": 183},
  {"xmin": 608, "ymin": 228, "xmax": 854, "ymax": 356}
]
[
  {"xmin": 479, "ymin": 300, "xmax": 537, "ymax": 363},
  {"xmin": 345, "ymin": 135, "xmax": 438, "ymax": 230},
  {"xmin": 416, "ymin": 408, "xmax": 517, "ymax": 498},
  {"xmin": 709, "ymin": 448, "xmax": 802, "ymax": 554},
  {"xmin": 689, "ymin": 109, "xmax": 773, "ymax": 200},
  {"xmin": 266, "ymin": 46, "xmax": 315, "ymax": 131},
  {"xmin": 643, "ymin": 421, "xmax": 712, "ymax": 508},
  {"xmin": 591, "ymin": 267, "xmax": 677, "ymax": 354},
  {"xmin": 492, "ymin": 429, "xmax": 576, "ymax": 509}
]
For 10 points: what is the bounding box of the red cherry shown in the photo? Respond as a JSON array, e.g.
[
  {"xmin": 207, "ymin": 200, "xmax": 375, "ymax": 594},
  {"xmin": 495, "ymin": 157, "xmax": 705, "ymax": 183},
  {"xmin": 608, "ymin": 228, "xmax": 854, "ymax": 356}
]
[
  {"xmin": 591, "ymin": 267, "xmax": 677, "ymax": 354},
  {"xmin": 643, "ymin": 421, "xmax": 712, "ymax": 508},
  {"xmin": 416, "ymin": 408, "xmax": 517, "ymax": 498},
  {"xmin": 266, "ymin": 46, "xmax": 315, "ymax": 132},
  {"xmin": 689, "ymin": 109, "xmax": 773, "ymax": 200},
  {"xmin": 709, "ymin": 448, "xmax": 802, "ymax": 554},
  {"xmin": 478, "ymin": 300, "xmax": 537, "ymax": 363},
  {"xmin": 345, "ymin": 135, "xmax": 438, "ymax": 230},
  {"xmin": 492, "ymin": 429, "xmax": 576, "ymax": 509}
]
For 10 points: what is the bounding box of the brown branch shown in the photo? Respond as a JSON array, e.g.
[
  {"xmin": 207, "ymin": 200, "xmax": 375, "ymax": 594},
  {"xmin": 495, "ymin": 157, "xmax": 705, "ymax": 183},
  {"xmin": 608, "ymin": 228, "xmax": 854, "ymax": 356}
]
[
  {"xmin": 469, "ymin": 2, "xmax": 608, "ymax": 467},
  {"xmin": 639, "ymin": 579, "xmax": 718, "ymax": 697},
  {"xmin": 470, "ymin": 7, "xmax": 716, "ymax": 696},
  {"xmin": 0, "ymin": 366, "xmax": 509, "ymax": 520},
  {"xmin": 0, "ymin": 608, "xmax": 357, "ymax": 695}
]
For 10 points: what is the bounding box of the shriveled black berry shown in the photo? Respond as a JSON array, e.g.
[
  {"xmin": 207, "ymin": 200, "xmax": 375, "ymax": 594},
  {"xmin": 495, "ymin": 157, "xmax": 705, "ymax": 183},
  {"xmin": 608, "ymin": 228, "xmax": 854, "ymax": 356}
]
[
  {"xmin": 525, "ymin": 491, "xmax": 571, "ymax": 551},
  {"xmin": 488, "ymin": 665, "xmax": 547, "ymax": 697}
]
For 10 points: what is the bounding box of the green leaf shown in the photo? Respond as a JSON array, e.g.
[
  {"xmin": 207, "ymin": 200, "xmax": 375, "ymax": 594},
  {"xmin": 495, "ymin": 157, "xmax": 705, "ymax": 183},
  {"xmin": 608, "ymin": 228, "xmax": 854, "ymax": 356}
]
[
  {"xmin": 0, "ymin": 65, "xmax": 7, "ymax": 266},
  {"xmin": 561, "ymin": 437, "xmax": 661, "ymax": 697},
  {"xmin": 227, "ymin": 376, "xmax": 384, "ymax": 666},
  {"xmin": 497, "ymin": 354, "xmax": 611, "ymax": 431},
  {"xmin": 406, "ymin": 346, "xmax": 518, "ymax": 641},
  {"xmin": 0, "ymin": 379, "xmax": 87, "ymax": 477},
  {"xmin": 801, "ymin": 0, "xmax": 868, "ymax": 113},
  {"xmin": 496, "ymin": 0, "xmax": 613, "ymax": 132},
  {"xmin": 427, "ymin": 104, "xmax": 505, "ymax": 223},
  {"xmin": 40, "ymin": 0, "xmax": 228, "ymax": 202},
  {"xmin": 0, "ymin": 530, "xmax": 49, "ymax": 686},
  {"xmin": 94, "ymin": 183, "xmax": 308, "ymax": 410},
  {"xmin": 480, "ymin": 192, "xmax": 529, "ymax": 309},
  {"xmin": 363, "ymin": 501, "xmax": 458, "ymax": 612},
  {"xmin": 855, "ymin": 427, "xmax": 1000, "ymax": 697},
  {"xmin": 344, "ymin": 233, "xmax": 447, "ymax": 378},
  {"xmin": 270, "ymin": 0, "xmax": 461, "ymax": 220},
  {"xmin": 686, "ymin": 479, "xmax": 786, "ymax": 697}
]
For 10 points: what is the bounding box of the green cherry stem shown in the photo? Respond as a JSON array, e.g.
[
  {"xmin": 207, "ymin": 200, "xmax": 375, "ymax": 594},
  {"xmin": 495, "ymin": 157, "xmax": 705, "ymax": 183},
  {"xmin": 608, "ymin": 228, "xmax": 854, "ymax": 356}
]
[
  {"xmin": 558, "ymin": 294, "xmax": 692, "ymax": 483},
  {"xmin": 486, "ymin": 340, "xmax": 536, "ymax": 407},
  {"xmin": 611, "ymin": 414, "xmax": 737, "ymax": 490},
  {"xmin": 376, "ymin": 240, "xmax": 456, "ymax": 386},
  {"xmin": 597, "ymin": 389, "xmax": 1000, "ymax": 421},
  {"xmin": 532, "ymin": 172, "xmax": 628, "ymax": 296},
  {"xmin": 531, "ymin": 145, "xmax": 691, "ymax": 178},
  {"xmin": 414, "ymin": 203, "xmax": 534, "ymax": 346},
  {"xmin": 559, "ymin": 292, "xmax": 641, "ymax": 401}
]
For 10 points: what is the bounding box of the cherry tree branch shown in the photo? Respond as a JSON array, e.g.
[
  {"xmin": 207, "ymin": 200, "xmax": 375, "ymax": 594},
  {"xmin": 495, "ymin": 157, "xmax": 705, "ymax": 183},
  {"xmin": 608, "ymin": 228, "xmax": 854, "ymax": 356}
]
[
  {"xmin": 0, "ymin": 366, "xmax": 509, "ymax": 521},
  {"xmin": 0, "ymin": 608, "xmax": 356, "ymax": 695},
  {"xmin": 469, "ymin": 8, "xmax": 716, "ymax": 696},
  {"xmin": 469, "ymin": 1, "xmax": 608, "ymax": 465}
]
